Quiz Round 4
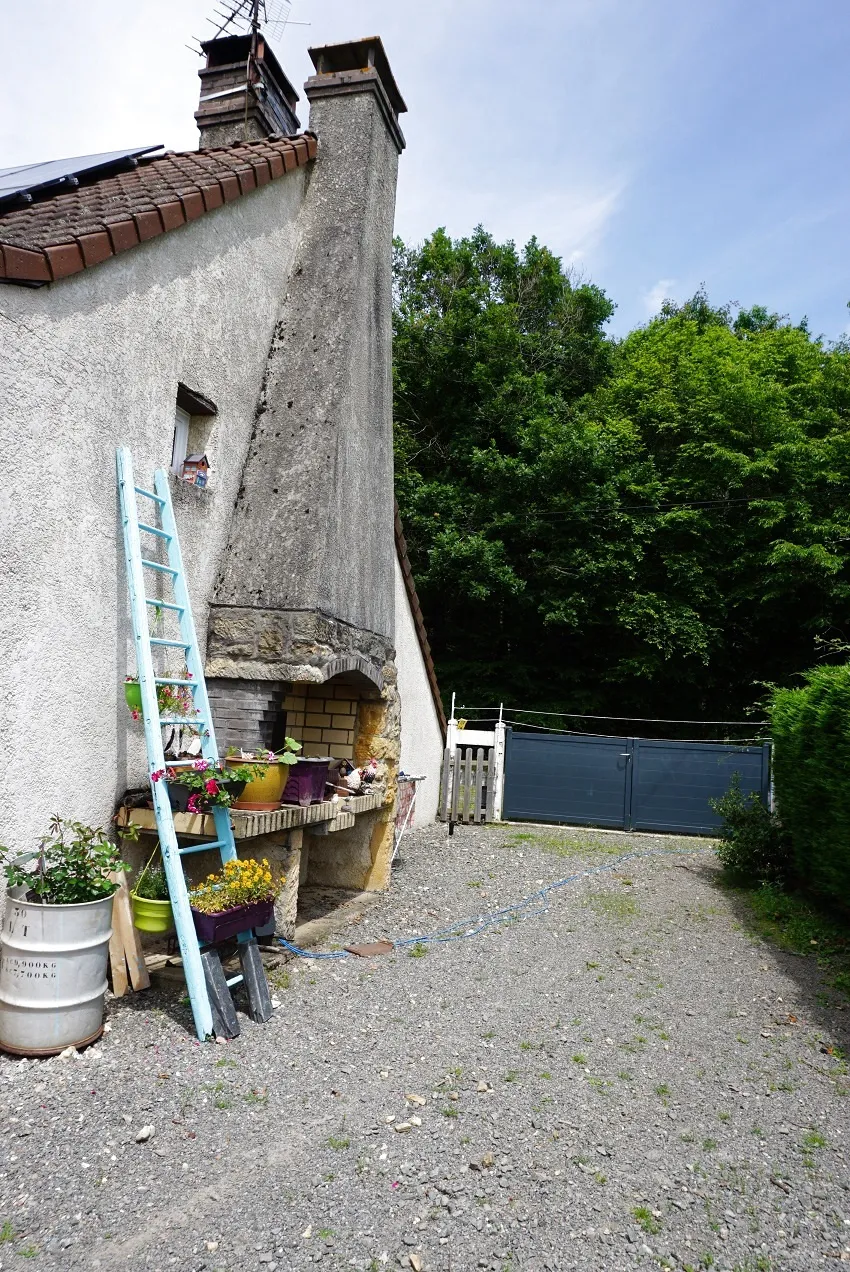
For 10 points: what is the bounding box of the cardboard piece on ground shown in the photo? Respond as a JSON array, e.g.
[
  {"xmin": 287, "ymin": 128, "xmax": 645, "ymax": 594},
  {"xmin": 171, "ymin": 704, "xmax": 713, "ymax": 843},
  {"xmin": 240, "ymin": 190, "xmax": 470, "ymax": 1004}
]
[
  {"xmin": 343, "ymin": 939, "xmax": 394, "ymax": 957},
  {"xmin": 109, "ymin": 871, "xmax": 151, "ymax": 994}
]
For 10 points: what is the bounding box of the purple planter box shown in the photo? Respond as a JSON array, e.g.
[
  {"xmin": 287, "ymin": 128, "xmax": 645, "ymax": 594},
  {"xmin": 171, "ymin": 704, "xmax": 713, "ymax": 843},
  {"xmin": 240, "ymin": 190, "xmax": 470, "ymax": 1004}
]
[
  {"xmin": 282, "ymin": 759, "xmax": 331, "ymax": 807},
  {"xmin": 190, "ymin": 899, "xmax": 274, "ymax": 944}
]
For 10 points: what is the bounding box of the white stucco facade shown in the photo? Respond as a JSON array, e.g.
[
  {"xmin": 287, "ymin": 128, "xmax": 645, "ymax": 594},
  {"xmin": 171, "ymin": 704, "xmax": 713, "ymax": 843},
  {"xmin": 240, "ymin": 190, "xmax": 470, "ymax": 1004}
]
[
  {"xmin": 0, "ymin": 172, "xmax": 306, "ymax": 858},
  {"xmin": 394, "ymin": 554, "xmax": 445, "ymax": 826}
]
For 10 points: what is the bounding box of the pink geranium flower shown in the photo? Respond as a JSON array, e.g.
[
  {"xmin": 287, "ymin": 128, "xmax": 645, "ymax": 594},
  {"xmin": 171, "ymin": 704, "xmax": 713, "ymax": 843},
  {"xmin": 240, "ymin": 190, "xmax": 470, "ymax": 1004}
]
[{"xmin": 205, "ymin": 779, "xmax": 219, "ymax": 795}]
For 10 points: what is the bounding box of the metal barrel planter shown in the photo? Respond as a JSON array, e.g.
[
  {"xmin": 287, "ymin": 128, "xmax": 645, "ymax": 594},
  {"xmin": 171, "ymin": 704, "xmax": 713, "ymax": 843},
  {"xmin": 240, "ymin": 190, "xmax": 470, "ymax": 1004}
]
[{"xmin": 0, "ymin": 889, "xmax": 114, "ymax": 1055}]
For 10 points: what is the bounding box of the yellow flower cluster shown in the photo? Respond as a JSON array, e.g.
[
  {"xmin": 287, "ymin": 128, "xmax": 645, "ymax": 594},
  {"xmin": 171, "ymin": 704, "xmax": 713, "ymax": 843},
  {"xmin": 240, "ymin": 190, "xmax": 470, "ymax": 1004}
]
[{"xmin": 189, "ymin": 856, "xmax": 283, "ymax": 915}]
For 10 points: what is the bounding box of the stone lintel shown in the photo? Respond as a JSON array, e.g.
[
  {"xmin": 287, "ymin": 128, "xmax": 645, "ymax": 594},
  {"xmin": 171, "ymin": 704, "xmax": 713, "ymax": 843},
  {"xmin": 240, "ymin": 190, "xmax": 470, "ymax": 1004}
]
[{"xmin": 206, "ymin": 605, "xmax": 392, "ymax": 689}]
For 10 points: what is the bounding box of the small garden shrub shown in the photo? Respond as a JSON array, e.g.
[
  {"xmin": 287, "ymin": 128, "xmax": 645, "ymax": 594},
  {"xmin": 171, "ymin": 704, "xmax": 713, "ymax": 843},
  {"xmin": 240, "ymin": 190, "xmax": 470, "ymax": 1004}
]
[
  {"xmin": 771, "ymin": 664, "xmax": 850, "ymax": 907},
  {"xmin": 711, "ymin": 775, "xmax": 791, "ymax": 884}
]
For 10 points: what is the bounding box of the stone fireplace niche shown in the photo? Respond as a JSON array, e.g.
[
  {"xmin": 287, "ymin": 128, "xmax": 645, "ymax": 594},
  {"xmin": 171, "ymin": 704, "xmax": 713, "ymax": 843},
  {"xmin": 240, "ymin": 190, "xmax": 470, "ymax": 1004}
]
[{"xmin": 206, "ymin": 662, "xmax": 399, "ymax": 946}]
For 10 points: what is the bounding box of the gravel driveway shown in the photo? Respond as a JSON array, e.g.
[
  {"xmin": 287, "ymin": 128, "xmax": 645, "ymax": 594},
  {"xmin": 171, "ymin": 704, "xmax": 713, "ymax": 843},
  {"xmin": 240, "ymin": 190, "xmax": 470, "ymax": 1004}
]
[{"xmin": 0, "ymin": 821, "xmax": 848, "ymax": 1272}]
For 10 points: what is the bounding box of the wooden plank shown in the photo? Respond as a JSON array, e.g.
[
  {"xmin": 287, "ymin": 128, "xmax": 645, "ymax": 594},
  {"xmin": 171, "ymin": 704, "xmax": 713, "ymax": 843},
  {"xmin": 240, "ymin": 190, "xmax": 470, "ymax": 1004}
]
[
  {"xmin": 475, "ymin": 748, "xmax": 486, "ymax": 822},
  {"xmin": 450, "ymin": 749, "xmax": 463, "ymax": 823},
  {"xmin": 439, "ymin": 747, "xmax": 452, "ymax": 821},
  {"xmin": 108, "ymin": 919, "xmax": 129, "ymax": 997},
  {"xmin": 109, "ymin": 871, "xmax": 150, "ymax": 992},
  {"xmin": 462, "ymin": 747, "xmax": 473, "ymax": 823},
  {"xmin": 485, "ymin": 750, "xmax": 496, "ymax": 823}
]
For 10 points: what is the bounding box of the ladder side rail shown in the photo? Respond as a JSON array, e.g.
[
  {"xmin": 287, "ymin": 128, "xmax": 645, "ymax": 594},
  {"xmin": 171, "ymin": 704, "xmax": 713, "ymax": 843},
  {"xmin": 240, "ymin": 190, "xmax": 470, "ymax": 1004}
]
[
  {"xmin": 116, "ymin": 448, "xmax": 214, "ymax": 1041},
  {"xmin": 150, "ymin": 779, "xmax": 214, "ymax": 1039},
  {"xmin": 117, "ymin": 448, "xmax": 167, "ymax": 772},
  {"xmin": 154, "ymin": 469, "xmax": 221, "ymax": 764}
]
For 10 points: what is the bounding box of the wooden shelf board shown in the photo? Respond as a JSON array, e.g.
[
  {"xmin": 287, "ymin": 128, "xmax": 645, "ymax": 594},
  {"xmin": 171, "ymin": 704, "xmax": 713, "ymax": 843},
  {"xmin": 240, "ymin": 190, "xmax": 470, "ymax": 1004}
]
[{"xmin": 116, "ymin": 789, "xmax": 384, "ymax": 840}]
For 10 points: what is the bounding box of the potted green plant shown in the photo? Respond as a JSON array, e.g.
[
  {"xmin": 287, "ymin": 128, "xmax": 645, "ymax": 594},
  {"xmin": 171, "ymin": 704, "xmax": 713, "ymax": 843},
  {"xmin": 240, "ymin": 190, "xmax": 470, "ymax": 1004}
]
[
  {"xmin": 189, "ymin": 856, "xmax": 283, "ymax": 943},
  {"xmin": 225, "ymin": 739, "xmax": 302, "ymax": 810},
  {"xmin": 150, "ymin": 759, "xmax": 254, "ymax": 814},
  {"xmin": 0, "ymin": 817, "xmax": 133, "ymax": 1056},
  {"xmin": 130, "ymin": 851, "xmax": 174, "ymax": 933}
]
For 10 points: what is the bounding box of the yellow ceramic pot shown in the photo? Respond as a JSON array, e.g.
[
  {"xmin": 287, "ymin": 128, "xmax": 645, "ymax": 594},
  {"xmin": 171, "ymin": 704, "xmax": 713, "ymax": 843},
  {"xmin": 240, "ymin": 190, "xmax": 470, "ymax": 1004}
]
[{"xmin": 227, "ymin": 759, "xmax": 286, "ymax": 811}]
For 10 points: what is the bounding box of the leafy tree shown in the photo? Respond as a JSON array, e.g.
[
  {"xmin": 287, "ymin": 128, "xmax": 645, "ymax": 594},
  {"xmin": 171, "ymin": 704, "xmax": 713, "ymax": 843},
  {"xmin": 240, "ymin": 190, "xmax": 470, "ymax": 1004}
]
[{"xmin": 393, "ymin": 230, "xmax": 850, "ymax": 727}]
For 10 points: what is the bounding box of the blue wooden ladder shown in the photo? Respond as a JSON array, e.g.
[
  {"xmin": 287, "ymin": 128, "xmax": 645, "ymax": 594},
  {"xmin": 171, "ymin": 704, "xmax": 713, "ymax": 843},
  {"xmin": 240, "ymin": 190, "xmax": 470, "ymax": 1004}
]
[{"xmin": 116, "ymin": 446, "xmax": 272, "ymax": 1041}]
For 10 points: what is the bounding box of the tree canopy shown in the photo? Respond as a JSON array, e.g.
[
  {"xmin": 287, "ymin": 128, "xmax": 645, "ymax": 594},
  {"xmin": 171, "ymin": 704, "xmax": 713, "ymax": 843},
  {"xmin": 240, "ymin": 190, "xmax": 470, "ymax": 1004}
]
[{"xmin": 392, "ymin": 228, "xmax": 850, "ymax": 726}]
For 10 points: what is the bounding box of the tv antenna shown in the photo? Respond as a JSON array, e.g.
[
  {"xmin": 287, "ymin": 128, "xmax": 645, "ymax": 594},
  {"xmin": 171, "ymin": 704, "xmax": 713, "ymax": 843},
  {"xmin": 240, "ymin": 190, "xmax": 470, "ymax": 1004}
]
[{"xmin": 190, "ymin": 0, "xmax": 309, "ymax": 52}]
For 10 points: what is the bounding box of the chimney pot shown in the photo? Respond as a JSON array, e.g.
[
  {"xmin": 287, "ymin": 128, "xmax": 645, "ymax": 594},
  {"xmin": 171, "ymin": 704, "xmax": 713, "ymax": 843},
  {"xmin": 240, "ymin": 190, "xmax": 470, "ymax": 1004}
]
[{"xmin": 305, "ymin": 36, "xmax": 407, "ymax": 153}]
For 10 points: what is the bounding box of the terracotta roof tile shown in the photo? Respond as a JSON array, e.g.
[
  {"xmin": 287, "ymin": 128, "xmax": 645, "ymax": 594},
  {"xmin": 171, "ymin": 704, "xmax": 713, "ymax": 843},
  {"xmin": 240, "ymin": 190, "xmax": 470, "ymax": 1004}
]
[{"xmin": 0, "ymin": 133, "xmax": 316, "ymax": 285}]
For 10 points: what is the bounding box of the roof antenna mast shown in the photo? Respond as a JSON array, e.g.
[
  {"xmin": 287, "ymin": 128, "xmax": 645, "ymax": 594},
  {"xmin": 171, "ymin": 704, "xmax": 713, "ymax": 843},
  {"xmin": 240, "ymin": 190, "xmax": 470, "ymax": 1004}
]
[{"xmin": 191, "ymin": 0, "xmax": 306, "ymax": 141}]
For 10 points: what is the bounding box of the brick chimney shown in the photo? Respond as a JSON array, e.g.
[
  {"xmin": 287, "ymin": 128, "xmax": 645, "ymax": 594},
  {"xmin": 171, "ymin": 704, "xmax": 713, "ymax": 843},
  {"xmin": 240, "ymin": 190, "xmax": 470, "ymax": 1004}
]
[{"xmin": 195, "ymin": 33, "xmax": 300, "ymax": 148}]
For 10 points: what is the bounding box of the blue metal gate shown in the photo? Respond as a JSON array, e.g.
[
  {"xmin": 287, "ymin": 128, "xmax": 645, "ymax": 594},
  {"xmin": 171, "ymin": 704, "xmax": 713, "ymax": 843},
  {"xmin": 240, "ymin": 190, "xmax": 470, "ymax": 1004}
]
[{"xmin": 502, "ymin": 730, "xmax": 770, "ymax": 835}]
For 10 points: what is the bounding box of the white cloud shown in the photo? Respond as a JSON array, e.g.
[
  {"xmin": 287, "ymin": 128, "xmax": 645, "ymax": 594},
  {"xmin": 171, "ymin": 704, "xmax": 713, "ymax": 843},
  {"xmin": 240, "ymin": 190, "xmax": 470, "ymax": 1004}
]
[
  {"xmin": 396, "ymin": 178, "xmax": 625, "ymax": 269},
  {"xmin": 643, "ymin": 278, "xmax": 677, "ymax": 316}
]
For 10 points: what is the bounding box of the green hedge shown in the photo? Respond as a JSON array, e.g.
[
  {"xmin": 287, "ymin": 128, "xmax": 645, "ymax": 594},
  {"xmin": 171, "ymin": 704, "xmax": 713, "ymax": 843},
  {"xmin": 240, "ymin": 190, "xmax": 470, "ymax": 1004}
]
[{"xmin": 771, "ymin": 664, "xmax": 850, "ymax": 905}]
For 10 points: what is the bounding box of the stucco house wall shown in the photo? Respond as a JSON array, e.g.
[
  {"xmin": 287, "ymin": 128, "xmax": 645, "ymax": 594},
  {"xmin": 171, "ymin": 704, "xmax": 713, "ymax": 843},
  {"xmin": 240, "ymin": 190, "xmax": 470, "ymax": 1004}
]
[
  {"xmin": 394, "ymin": 555, "xmax": 444, "ymax": 826},
  {"xmin": 0, "ymin": 171, "xmax": 306, "ymax": 858}
]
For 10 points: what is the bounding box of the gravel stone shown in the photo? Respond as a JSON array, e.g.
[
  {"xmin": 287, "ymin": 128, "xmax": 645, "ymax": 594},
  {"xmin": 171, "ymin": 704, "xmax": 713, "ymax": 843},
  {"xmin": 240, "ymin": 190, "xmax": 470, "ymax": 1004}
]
[{"xmin": 0, "ymin": 821, "xmax": 847, "ymax": 1270}]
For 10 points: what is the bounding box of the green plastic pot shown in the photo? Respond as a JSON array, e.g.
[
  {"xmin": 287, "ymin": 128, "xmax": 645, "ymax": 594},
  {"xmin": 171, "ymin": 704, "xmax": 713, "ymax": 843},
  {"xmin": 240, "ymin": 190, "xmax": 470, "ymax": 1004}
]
[
  {"xmin": 124, "ymin": 681, "xmax": 143, "ymax": 714},
  {"xmin": 130, "ymin": 893, "xmax": 174, "ymax": 933}
]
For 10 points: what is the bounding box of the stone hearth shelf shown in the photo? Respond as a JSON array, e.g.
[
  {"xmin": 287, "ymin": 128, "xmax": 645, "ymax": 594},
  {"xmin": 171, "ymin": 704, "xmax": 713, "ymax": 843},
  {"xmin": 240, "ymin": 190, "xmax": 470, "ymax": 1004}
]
[{"xmin": 116, "ymin": 789, "xmax": 385, "ymax": 840}]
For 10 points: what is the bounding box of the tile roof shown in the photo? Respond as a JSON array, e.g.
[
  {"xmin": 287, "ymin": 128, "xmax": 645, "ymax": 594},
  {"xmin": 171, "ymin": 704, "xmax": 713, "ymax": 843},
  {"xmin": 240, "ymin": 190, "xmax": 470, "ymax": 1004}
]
[
  {"xmin": 0, "ymin": 133, "xmax": 317, "ymax": 286},
  {"xmin": 395, "ymin": 502, "xmax": 447, "ymax": 735}
]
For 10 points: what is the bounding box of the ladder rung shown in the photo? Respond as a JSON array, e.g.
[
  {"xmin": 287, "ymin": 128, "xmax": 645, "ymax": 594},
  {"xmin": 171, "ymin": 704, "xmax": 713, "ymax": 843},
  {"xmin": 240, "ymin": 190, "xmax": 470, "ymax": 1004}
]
[
  {"xmin": 138, "ymin": 522, "xmax": 170, "ymax": 540},
  {"xmin": 141, "ymin": 559, "xmax": 177, "ymax": 575},
  {"xmin": 178, "ymin": 840, "xmax": 229, "ymax": 856},
  {"xmin": 226, "ymin": 974, "xmax": 244, "ymax": 988},
  {"xmin": 155, "ymin": 677, "xmax": 195, "ymax": 687},
  {"xmin": 134, "ymin": 485, "xmax": 166, "ymax": 505},
  {"xmin": 160, "ymin": 715, "xmax": 205, "ymax": 725},
  {"xmin": 150, "ymin": 638, "xmax": 190, "ymax": 648},
  {"xmin": 144, "ymin": 598, "xmax": 183, "ymax": 612}
]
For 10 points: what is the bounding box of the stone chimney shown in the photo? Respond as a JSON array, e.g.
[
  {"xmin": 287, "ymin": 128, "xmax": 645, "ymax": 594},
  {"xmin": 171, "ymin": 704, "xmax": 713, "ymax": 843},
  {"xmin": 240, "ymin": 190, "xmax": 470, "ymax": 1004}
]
[
  {"xmin": 195, "ymin": 32, "xmax": 300, "ymax": 149},
  {"xmin": 207, "ymin": 35, "xmax": 407, "ymax": 690},
  {"xmin": 305, "ymin": 36, "xmax": 406, "ymax": 153}
]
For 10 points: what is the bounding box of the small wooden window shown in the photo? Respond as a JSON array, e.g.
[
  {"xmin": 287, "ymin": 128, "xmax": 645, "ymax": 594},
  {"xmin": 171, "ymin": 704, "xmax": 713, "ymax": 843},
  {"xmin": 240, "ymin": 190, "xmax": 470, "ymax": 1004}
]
[
  {"xmin": 171, "ymin": 405, "xmax": 191, "ymax": 475},
  {"xmin": 170, "ymin": 383, "xmax": 217, "ymax": 481}
]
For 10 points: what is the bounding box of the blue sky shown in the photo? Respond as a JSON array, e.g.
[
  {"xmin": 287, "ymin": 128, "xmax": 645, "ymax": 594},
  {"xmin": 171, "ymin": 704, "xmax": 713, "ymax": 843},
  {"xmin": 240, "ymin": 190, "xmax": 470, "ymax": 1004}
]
[{"xmin": 2, "ymin": 0, "xmax": 848, "ymax": 338}]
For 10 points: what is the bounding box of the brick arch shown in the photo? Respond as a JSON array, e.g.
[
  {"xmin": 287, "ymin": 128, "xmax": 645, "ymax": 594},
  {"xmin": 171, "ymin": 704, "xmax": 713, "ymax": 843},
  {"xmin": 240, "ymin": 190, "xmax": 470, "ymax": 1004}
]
[{"xmin": 317, "ymin": 655, "xmax": 384, "ymax": 692}]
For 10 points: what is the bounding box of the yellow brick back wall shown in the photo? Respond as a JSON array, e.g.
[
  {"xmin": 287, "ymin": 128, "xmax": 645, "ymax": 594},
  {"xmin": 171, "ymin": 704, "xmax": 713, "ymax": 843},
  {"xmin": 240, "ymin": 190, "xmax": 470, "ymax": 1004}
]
[{"xmin": 281, "ymin": 681, "xmax": 359, "ymax": 760}]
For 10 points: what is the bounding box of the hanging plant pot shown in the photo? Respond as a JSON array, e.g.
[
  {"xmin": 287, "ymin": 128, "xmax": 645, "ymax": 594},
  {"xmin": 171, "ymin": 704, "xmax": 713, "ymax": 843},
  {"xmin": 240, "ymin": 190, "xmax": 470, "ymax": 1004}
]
[
  {"xmin": 190, "ymin": 900, "xmax": 275, "ymax": 944},
  {"xmin": 124, "ymin": 680, "xmax": 143, "ymax": 714},
  {"xmin": 130, "ymin": 893, "xmax": 174, "ymax": 933}
]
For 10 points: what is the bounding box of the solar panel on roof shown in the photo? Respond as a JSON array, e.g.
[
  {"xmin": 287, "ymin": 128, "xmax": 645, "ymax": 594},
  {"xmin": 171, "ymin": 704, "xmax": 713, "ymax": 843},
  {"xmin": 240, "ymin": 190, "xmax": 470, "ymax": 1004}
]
[{"xmin": 0, "ymin": 146, "xmax": 164, "ymax": 207}]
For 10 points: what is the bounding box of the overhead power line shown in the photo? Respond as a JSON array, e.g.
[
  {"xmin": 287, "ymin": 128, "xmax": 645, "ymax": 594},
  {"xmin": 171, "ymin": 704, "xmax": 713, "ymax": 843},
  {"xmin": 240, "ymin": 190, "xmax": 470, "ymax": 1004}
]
[{"xmin": 456, "ymin": 705, "xmax": 768, "ymax": 726}]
